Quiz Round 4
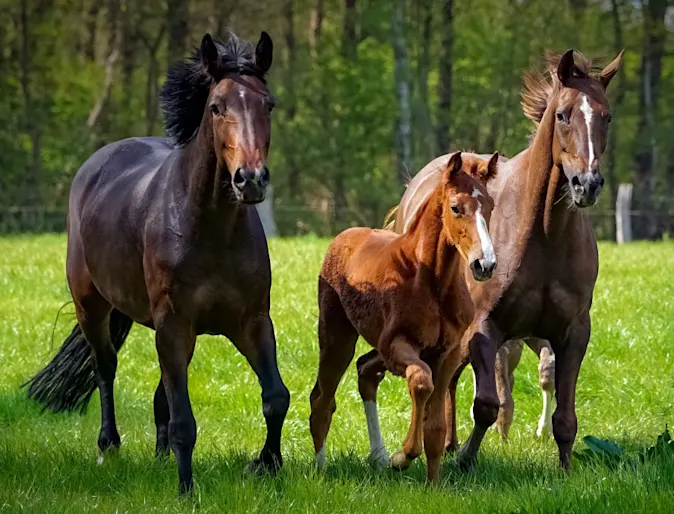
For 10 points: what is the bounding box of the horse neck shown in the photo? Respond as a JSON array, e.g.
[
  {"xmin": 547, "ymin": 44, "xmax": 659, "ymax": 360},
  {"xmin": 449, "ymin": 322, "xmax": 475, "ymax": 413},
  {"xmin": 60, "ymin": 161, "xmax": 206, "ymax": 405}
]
[
  {"xmin": 177, "ymin": 111, "xmax": 242, "ymax": 234},
  {"xmin": 515, "ymin": 99, "xmax": 576, "ymax": 246},
  {"xmin": 404, "ymin": 188, "xmax": 462, "ymax": 296}
]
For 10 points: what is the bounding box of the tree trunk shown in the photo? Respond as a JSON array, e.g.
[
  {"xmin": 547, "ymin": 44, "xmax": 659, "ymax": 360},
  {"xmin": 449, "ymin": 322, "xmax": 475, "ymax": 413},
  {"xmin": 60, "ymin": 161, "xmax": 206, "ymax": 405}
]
[
  {"xmin": 416, "ymin": 0, "xmax": 433, "ymax": 167},
  {"xmin": 19, "ymin": 0, "xmax": 42, "ymax": 207},
  {"xmin": 604, "ymin": 0, "xmax": 626, "ymax": 214},
  {"xmin": 435, "ymin": 0, "xmax": 453, "ymax": 155},
  {"xmin": 393, "ymin": 0, "xmax": 412, "ymax": 184},
  {"xmin": 284, "ymin": 0, "xmax": 300, "ymax": 196},
  {"xmin": 85, "ymin": 0, "xmax": 102, "ymax": 61},
  {"xmin": 633, "ymin": 0, "xmax": 667, "ymax": 239},
  {"xmin": 139, "ymin": 23, "xmax": 166, "ymax": 136},
  {"xmin": 342, "ymin": 0, "xmax": 358, "ymax": 60},
  {"xmin": 167, "ymin": 0, "xmax": 189, "ymax": 68},
  {"xmin": 309, "ymin": 0, "xmax": 324, "ymax": 58}
]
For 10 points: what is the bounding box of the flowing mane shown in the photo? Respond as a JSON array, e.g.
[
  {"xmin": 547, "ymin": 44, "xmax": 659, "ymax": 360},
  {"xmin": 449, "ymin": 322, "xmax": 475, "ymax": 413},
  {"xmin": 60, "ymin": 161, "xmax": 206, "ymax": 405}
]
[
  {"xmin": 520, "ymin": 50, "xmax": 596, "ymax": 127},
  {"xmin": 159, "ymin": 33, "xmax": 269, "ymax": 146}
]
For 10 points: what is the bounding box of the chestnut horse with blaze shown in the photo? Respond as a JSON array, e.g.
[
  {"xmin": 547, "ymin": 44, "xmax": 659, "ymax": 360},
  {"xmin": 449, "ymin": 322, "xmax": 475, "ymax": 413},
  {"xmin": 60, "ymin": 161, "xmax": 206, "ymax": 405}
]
[
  {"xmin": 384, "ymin": 49, "xmax": 624, "ymax": 470},
  {"xmin": 24, "ymin": 33, "xmax": 290, "ymax": 495},
  {"xmin": 309, "ymin": 152, "xmax": 498, "ymax": 481}
]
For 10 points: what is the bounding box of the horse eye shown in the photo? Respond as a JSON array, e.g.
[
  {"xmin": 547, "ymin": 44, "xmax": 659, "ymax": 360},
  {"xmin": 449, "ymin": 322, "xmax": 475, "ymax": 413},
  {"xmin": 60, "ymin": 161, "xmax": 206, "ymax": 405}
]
[
  {"xmin": 210, "ymin": 104, "xmax": 221, "ymax": 116},
  {"xmin": 268, "ymin": 104, "xmax": 274, "ymax": 114},
  {"xmin": 556, "ymin": 112, "xmax": 567, "ymax": 123},
  {"xmin": 451, "ymin": 205, "xmax": 461, "ymax": 216},
  {"xmin": 606, "ymin": 115, "xmax": 612, "ymax": 124}
]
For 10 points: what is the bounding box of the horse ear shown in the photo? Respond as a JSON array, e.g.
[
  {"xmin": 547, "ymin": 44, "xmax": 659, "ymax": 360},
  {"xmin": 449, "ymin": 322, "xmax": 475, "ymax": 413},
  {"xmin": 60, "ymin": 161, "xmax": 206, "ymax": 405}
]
[
  {"xmin": 483, "ymin": 152, "xmax": 499, "ymax": 182},
  {"xmin": 255, "ymin": 31, "xmax": 273, "ymax": 74},
  {"xmin": 201, "ymin": 34, "xmax": 220, "ymax": 79},
  {"xmin": 599, "ymin": 49, "xmax": 624, "ymax": 89},
  {"xmin": 446, "ymin": 152, "xmax": 463, "ymax": 182},
  {"xmin": 557, "ymin": 49, "xmax": 575, "ymax": 86}
]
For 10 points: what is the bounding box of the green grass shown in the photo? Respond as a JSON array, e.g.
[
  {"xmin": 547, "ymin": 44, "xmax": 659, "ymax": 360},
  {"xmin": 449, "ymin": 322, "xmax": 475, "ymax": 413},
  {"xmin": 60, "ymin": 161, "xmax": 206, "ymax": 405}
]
[{"xmin": 1, "ymin": 235, "xmax": 674, "ymax": 513}]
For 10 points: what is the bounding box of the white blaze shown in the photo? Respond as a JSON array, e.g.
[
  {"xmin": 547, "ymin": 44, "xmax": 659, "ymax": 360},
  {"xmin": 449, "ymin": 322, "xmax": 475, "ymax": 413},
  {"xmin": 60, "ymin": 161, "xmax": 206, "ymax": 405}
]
[
  {"xmin": 580, "ymin": 95, "xmax": 595, "ymax": 170},
  {"xmin": 472, "ymin": 188, "xmax": 495, "ymax": 265}
]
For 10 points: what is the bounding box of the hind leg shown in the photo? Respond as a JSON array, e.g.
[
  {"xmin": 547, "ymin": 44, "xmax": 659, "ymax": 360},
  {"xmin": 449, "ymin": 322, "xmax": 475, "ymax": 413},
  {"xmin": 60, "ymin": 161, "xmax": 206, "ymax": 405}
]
[
  {"xmin": 154, "ymin": 379, "xmax": 170, "ymax": 456},
  {"xmin": 356, "ymin": 349, "xmax": 389, "ymax": 469},
  {"xmin": 310, "ymin": 283, "xmax": 358, "ymax": 469},
  {"xmin": 525, "ymin": 338, "xmax": 555, "ymax": 439},
  {"xmin": 71, "ymin": 282, "xmax": 118, "ymax": 454},
  {"xmin": 494, "ymin": 340, "xmax": 523, "ymax": 442},
  {"xmin": 388, "ymin": 337, "xmax": 434, "ymax": 472}
]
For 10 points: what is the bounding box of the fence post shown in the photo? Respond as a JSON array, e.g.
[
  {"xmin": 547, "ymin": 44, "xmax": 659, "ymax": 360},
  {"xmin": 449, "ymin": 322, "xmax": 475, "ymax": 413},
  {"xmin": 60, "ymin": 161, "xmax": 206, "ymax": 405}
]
[
  {"xmin": 255, "ymin": 185, "xmax": 279, "ymax": 238},
  {"xmin": 616, "ymin": 183, "xmax": 633, "ymax": 244}
]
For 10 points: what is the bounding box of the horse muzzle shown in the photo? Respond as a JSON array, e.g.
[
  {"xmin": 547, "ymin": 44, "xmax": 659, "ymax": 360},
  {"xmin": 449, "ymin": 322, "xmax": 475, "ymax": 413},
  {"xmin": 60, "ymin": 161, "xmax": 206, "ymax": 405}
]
[
  {"xmin": 570, "ymin": 171, "xmax": 604, "ymax": 208},
  {"xmin": 232, "ymin": 166, "xmax": 270, "ymax": 204},
  {"xmin": 470, "ymin": 257, "xmax": 496, "ymax": 282}
]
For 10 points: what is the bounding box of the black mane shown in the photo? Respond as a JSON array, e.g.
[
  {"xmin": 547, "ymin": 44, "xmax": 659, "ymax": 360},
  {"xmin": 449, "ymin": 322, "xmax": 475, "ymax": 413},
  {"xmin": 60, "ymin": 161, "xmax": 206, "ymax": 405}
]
[{"xmin": 159, "ymin": 33, "xmax": 268, "ymax": 147}]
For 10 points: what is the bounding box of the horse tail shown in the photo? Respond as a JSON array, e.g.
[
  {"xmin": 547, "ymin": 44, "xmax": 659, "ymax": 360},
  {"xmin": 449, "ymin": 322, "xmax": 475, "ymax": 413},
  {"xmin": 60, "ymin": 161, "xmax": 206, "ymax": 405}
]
[
  {"xmin": 383, "ymin": 204, "xmax": 399, "ymax": 231},
  {"xmin": 23, "ymin": 309, "xmax": 133, "ymax": 414}
]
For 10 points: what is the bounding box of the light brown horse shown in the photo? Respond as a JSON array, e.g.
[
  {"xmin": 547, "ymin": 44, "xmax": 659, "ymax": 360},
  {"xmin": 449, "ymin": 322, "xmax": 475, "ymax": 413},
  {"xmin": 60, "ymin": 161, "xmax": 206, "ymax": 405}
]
[
  {"xmin": 376, "ymin": 49, "xmax": 624, "ymax": 469},
  {"xmin": 309, "ymin": 152, "xmax": 498, "ymax": 482}
]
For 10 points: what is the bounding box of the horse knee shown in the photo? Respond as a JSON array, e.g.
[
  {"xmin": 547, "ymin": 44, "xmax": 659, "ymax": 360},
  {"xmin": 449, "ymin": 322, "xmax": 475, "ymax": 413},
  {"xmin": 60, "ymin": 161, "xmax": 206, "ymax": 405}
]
[
  {"xmin": 406, "ymin": 364, "xmax": 434, "ymax": 401},
  {"xmin": 552, "ymin": 410, "xmax": 576, "ymax": 446},
  {"xmin": 473, "ymin": 394, "xmax": 500, "ymax": 428},
  {"xmin": 263, "ymin": 385, "xmax": 290, "ymax": 420},
  {"xmin": 168, "ymin": 418, "xmax": 197, "ymax": 452}
]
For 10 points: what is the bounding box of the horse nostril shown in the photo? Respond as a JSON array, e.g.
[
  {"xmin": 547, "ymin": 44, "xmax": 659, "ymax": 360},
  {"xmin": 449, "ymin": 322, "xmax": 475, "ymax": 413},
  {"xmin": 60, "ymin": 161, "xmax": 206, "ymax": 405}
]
[
  {"xmin": 599, "ymin": 176, "xmax": 605, "ymax": 188},
  {"xmin": 233, "ymin": 167, "xmax": 246, "ymax": 189},
  {"xmin": 260, "ymin": 167, "xmax": 270, "ymax": 187}
]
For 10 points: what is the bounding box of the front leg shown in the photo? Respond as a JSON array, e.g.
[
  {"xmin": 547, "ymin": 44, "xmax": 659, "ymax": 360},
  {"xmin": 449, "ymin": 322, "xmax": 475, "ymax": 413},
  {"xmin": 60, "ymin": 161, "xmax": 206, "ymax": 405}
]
[
  {"xmin": 457, "ymin": 320, "xmax": 501, "ymax": 467},
  {"xmin": 153, "ymin": 307, "xmax": 197, "ymax": 495},
  {"xmin": 232, "ymin": 313, "xmax": 290, "ymax": 474},
  {"xmin": 552, "ymin": 313, "xmax": 590, "ymax": 468}
]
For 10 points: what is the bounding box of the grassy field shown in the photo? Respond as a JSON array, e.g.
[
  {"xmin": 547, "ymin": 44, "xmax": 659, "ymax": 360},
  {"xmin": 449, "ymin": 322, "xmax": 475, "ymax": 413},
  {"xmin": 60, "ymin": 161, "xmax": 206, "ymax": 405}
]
[{"xmin": 1, "ymin": 235, "xmax": 673, "ymax": 513}]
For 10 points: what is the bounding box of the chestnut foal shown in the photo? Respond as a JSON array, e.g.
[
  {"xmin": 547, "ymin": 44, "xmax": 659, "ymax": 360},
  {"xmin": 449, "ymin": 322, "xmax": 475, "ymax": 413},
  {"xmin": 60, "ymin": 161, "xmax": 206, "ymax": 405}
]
[{"xmin": 309, "ymin": 152, "xmax": 498, "ymax": 482}]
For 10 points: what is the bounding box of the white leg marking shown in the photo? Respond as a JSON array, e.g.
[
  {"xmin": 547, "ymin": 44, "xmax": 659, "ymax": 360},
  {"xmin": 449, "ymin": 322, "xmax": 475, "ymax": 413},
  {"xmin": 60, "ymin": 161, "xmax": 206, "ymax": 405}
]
[
  {"xmin": 316, "ymin": 442, "xmax": 326, "ymax": 469},
  {"xmin": 536, "ymin": 389, "xmax": 554, "ymax": 439},
  {"xmin": 364, "ymin": 400, "xmax": 390, "ymax": 469},
  {"xmin": 470, "ymin": 367, "xmax": 476, "ymax": 422},
  {"xmin": 580, "ymin": 94, "xmax": 595, "ymax": 169}
]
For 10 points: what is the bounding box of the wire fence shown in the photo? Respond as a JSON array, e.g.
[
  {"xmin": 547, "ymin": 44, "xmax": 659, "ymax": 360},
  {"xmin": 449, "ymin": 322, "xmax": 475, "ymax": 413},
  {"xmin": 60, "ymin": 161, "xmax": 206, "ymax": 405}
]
[{"xmin": 2, "ymin": 204, "xmax": 674, "ymax": 241}]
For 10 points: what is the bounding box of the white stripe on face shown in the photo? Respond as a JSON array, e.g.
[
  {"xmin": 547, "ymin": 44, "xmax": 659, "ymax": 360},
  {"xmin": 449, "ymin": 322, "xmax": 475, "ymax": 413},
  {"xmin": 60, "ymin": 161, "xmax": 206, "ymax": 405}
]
[
  {"xmin": 580, "ymin": 94, "xmax": 595, "ymax": 170},
  {"xmin": 472, "ymin": 187, "xmax": 495, "ymax": 265}
]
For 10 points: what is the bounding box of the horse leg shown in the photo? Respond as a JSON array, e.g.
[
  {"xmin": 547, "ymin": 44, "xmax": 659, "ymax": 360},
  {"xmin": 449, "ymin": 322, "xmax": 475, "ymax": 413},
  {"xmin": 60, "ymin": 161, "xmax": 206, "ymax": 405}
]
[
  {"xmin": 153, "ymin": 308, "xmax": 197, "ymax": 495},
  {"xmin": 232, "ymin": 313, "xmax": 290, "ymax": 474},
  {"xmin": 424, "ymin": 346, "xmax": 462, "ymax": 482},
  {"xmin": 457, "ymin": 324, "xmax": 501, "ymax": 468},
  {"xmin": 494, "ymin": 340, "xmax": 523, "ymax": 442},
  {"xmin": 388, "ymin": 337, "xmax": 434, "ymax": 471},
  {"xmin": 356, "ymin": 349, "xmax": 389, "ymax": 469},
  {"xmin": 552, "ymin": 314, "xmax": 590, "ymax": 469},
  {"xmin": 309, "ymin": 294, "xmax": 358, "ymax": 469},
  {"xmin": 445, "ymin": 359, "xmax": 468, "ymax": 453},
  {"xmin": 154, "ymin": 379, "xmax": 170, "ymax": 456},
  {"xmin": 525, "ymin": 338, "xmax": 555, "ymax": 439}
]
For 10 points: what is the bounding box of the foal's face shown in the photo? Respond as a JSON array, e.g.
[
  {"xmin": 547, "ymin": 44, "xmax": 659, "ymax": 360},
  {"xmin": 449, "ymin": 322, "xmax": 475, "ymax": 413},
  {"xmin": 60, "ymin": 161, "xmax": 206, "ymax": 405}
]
[
  {"xmin": 442, "ymin": 152, "xmax": 499, "ymax": 282},
  {"xmin": 552, "ymin": 50, "xmax": 624, "ymax": 208},
  {"xmin": 202, "ymin": 33, "xmax": 274, "ymax": 204}
]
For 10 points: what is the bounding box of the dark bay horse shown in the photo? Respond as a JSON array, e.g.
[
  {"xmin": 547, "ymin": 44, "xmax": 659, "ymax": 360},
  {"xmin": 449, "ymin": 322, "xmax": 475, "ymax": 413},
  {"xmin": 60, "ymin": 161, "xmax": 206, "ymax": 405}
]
[
  {"xmin": 378, "ymin": 49, "xmax": 624, "ymax": 469},
  {"xmin": 25, "ymin": 32, "xmax": 290, "ymax": 494},
  {"xmin": 310, "ymin": 153, "xmax": 498, "ymax": 482}
]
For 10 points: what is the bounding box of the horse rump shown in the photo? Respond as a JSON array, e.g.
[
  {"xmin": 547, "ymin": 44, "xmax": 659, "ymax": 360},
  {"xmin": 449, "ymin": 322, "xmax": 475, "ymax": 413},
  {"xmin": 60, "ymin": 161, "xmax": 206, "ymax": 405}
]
[{"xmin": 23, "ymin": 309, "xmax": 133, "ymax": 413}]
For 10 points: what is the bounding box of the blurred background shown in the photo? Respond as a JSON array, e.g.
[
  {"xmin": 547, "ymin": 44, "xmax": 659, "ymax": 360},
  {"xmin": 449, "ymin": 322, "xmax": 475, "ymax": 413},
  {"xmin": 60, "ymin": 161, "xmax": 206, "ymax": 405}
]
[{"xmin": 0, "ymin": 0, "xmax": 672, "ymax": 239}]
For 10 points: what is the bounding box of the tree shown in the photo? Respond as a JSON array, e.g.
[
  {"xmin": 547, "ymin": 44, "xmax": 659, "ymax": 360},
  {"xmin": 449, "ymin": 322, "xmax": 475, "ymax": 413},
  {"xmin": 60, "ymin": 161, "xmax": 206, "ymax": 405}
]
[
  {"xmin": 392, "ymin": 0, "xmax": 412, "ymax": 184},
  {"xmin": 435, "ymin": 0, "xmax": 453, "ymax": 155}
]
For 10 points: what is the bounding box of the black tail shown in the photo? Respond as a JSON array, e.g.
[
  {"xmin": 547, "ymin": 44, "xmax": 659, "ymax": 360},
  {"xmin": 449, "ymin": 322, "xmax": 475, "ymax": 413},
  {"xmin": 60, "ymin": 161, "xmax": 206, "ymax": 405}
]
[{"xmin": 23, "ymin": 309, "xmax": 133, "ymax": 413}]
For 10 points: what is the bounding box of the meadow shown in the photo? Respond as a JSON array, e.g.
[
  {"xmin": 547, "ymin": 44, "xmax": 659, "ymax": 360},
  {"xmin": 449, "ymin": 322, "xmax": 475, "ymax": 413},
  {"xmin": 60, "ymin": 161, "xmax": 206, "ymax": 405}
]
[{"xmin": 1, "ymin": 235, "xmax": 673, "ymax": 513}]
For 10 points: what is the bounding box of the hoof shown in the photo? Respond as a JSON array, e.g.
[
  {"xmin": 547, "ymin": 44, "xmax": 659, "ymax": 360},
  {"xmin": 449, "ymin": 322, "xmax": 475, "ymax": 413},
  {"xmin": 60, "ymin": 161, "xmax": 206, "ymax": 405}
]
[
  {"xmin": 178, "ymin": 480, "xmax": 194, "ymax": 497},
  {"xmin": 456, "ymin": 448, "xmax": 476, "ymax": 472},
  {"xmin": 244, "ymin": 452, "xmax": 282, "ymax": 477},
  {"xmin": 536, "ymin": 424, "xmax": 552, "ymax": 440},
  {"xmin": 155, "ymin": 443, "xmax": 171, "ymax": 458},
  {"xmin": 367, "ymin": 446, "xmax": 390, "ymax": 470},
  {"xmin": 97, "ymin": 431, "xmax": 121, "ymax": 454},
  {"xmin": 445, "ymin": 441, "xmax": 459, "ymax": 455},
  {"xmin": 391, "ymin": 451, "xmax": 413, "ymax": 471}
]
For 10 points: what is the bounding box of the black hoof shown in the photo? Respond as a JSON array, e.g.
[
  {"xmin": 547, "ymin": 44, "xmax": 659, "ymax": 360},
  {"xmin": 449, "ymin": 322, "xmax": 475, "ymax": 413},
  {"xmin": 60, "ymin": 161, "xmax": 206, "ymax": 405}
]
[
  {"xmin": 97, "ymin": 431, "xmax": 121, "ymax": 453},
  {"xmin": 155, "ymin": 438, "xmax": 170, "ymax": 458},
  {"xmin": 457, "ymin": 454, "xmax": 476, "ymax": 473},
  {"xmin": 178, "ymin": 480, "xmax": 194, "ymax": 497},
  {"xmin": 244, "ymin": 451, "xmax": 282, "ymax": 476}
]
